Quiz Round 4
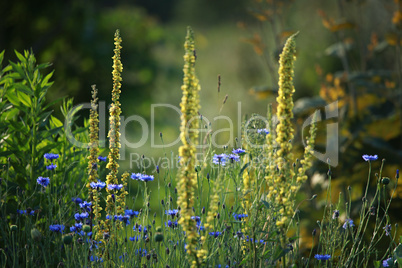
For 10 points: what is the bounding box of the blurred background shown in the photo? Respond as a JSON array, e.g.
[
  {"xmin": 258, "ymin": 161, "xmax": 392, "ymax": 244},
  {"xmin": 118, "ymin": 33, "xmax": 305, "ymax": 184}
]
[{"xmin": 2, "ymin": 0, "xmax": 402, "ymax": 248}]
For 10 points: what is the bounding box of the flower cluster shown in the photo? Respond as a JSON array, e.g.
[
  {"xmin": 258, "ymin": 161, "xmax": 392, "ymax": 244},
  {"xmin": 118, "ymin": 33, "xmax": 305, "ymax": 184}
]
[
  {"xmin": 362, "ymin": 154, "xmax": 378, "ymax": 161},
  {"xmin": 314, "ymin": 254, "xmax": 331, "ymax": 261},
  {"xmin": 44, "ymin": 153, "xmax": 59, "ymax": 161},
  {"xmin": 130, "ymin": 173, "xmax": 154, "ymax": 182},
  {"xmin": 49, "ymin": 224, "xmax": 65, "ymax": 233},
  {"xmin": 343, "ymin": 219, "xmax": 355, "ymax": 229},
  {"xmin": 212, "ymin": 153, "xmax": 240, "ymax": 166},
  {"xmin": 37, "ymin": 177, "xmax": 50, "ymax": 188},
  {"xmin": 233, "ymin": 213, "xmax": 248, "ymax": 221},
  {"xmin": 90, "ymin": 181, "xmax": 106, "ymax": 190}
]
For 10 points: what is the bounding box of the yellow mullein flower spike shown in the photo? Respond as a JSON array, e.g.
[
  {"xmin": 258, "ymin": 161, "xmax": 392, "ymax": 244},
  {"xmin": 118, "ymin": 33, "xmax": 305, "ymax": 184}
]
[{"xmin": 176, "ymin": 26, "xmax": 204, "ymax": 267}]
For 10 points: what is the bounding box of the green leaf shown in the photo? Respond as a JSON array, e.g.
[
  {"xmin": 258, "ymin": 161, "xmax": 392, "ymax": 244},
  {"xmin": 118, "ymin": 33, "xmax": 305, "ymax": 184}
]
[
  {"xmin": 50, "ymin": 115, "xmax": 63, "ymax": 128},
  {"xmin": 272, "ymin": 245, "xmax": 291, "ymax": 262},
  {"xmin": 372, "ymin": 260, "xmax": 380, "ymax": 268},
  {"xmin": 261, "ymin": 200, "xmax": 270, "ymax": 209},
  {"xmin": 14, "ymin": 83, "xmax": 34, "ymax": 96},
  {"xmin": 239, "ymin": 162, "xmax": 250, "ymax": 176},
  {"xmin": 239, "ymin": 254, "xmax": 250, "ymax": 265},
  {"xmin": 9, "ymin": 62, "xmax": 25, "ymax": 80},
  {"xmin": 0, "ymin": 50, "xmax": 4, "ymax": 68},
  {"xmin": 14, "ymin": 50, "xmax": 26, "ymax": 64},
  {"xmin": 393, "ymin": 244, "xmax": 402, "ymax": 266},
  {"xmin": 41, "ymin": 70, "xmax": 54, "ymax": 88},
  {"xmin": 17, "ymin": 91, "xmax": 32, "ymax": 107}
]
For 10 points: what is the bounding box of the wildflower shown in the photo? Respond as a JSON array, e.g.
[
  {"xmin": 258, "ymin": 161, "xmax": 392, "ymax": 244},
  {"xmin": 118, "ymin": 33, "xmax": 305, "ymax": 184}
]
[
  {"xmin": 125, "ymin": 209, "xmax": 139, "ymax": 218},
  {"xmin": 46, "ymin": 163, "xmax": 57, "ymax": 170},
  {"xmin": 314, "ymin": 254, "xmax": 331, "ymax": 261},
  {"xmin": 209, "ymin": 232, "xmax": 222, "ymax": 238},
  {"xmin": 343, "ymin": 219, "xmax": 355, "ymax": 229},
  {"xmin": 140, "ymin": 174, "xmax": 154, "ymax": 182},
  {"xmin": 228, "ymin": 154, "xmax": 240, "ymax": 163},
  {"xmin": 166, "ymin": 220, "xmax": 178, "ymax": 228},
  {"xmin": 107, "ymin": 184, "xmax": 123, "ymax": 191},
  {"xmin": 74, "ymin": 212, "xmax": 89, "ymax": 221},
  {"xmin": 90, "ymin": 256, "xmax": 103, "ymax": 263},
  {"xmin": 383, "ymin": 224, "xmax": 392, "ymax": 236},
  {"xmin": 332, "ymin": 210, "xmax": 339, "ymax": 219},
  {"xmin": 117, "ymin": 215, "xmax": 130, "ymax": 225},
  {"xmin": 383, "ymin": 257, "xmax": 392, "ymax": 267},
  {"xmin": 233, "ymin": 213, "xmax": 248, "ymax": 221},
  {"xmin": 90, "ymin": 181, "xmax": 106, "ymax": 190},
  {"xmin": 44, "ymin": 153, "xmax": 59, "ymax": 161},
  {"xmin": 130, "ymin": 173, "xmax": 143, "ymax": 180},
  {"xmin": 98, "ymin": 156, "xmax": 107, "ymax": 162},
  {"xmin": 72, "ymin": 197, "xmax": 83, "ymax": 204},
  {"xmin": 362, "ymin": 154, "xmax": 378, "ymax": 161},
  {"xmin": 49, "ymin": 224, "xmax": 65, "ymax": 233},
  {"xmin": 70, "ymin": 223, "xmax": 83, "ymax": 232},
  {"xmin": 37, "ymin": 177, "xmax": 50, "ymax": 188},
  {"xmin": 232, "ymin": 148, "xmax": 246, "ymax": 155},
  {"xmin": 166, "ymin": 209, "xmax": 179, "ymax": 217},
  {"xmin": 257, "ymin": 128, "xmax": 269, "ymax": 135},
  {"xmin": 129, "ymin": 236, "xmax": 139, "ymax": 242},
  {"xmin": 212, "ymin": 154, "xmax": 228, "ymax": 166},
  {"xmin": 79, "ymin": 201, "xmax": 92, "ymax": 212},
  {"xmin": 396, "ymin": 169, "xmax": 399, "ymax": 179},
  {"xmin": 191, "ymin": 216, "xmax": 201, "ymax": 224},
  {"xmin": 17, "ymin": 209, "xmax": 35, "ymax": 216}
]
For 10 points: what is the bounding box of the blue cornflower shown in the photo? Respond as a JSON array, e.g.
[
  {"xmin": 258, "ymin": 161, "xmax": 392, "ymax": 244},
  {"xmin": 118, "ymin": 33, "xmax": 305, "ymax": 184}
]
[
  {"xmin": 212, "ymin": 154, "xmax": 228, "ymax": 166},
  {"xmin": 209, "ymin": 231, "xmax": 222, "ymax": 238},
  {"xmin": 90, "ymin": 181, "xmax": 106, "ymax": 190},
  {"xmin": 131, "ymin": 173, "xmax": 143, "ymax": 180},
  {"xmin": 46, "ymin": 163, "xmax": 57, "ymax": 170},
  {"xmin": 135, "ymin": 248, "xmax": 147, "ymax": 257},
  {"xmin": 133, "ymin": 225, "xmax": 142, "ymax": 232},
  {"xmin": 125, "ymin": 209, "xmax": 139, "ymax": 218},
  {"xmin": 106, "ymin": 215, "xmax": 118, "ymax": 221},
  {"xmin": 117, "ymin": 215, "xmax": 130, "ymax": 225},
  {"xmin": 232, "ymin": 148, "xmax": 246, "ymax": 155},
  {"xmin": 166, "ymin": 209, "xmax": 179, "ymax": 217},
  {"xmin": 90, "ymin": 256, "xmax": 103, "ymax": 263},
  {"xmin": 70, "ymin": 223, "xmax": 83, "ymax": 232},
  {"xmin": 257, "ymin": 128, "xmax": 269, "ymax": 135},
  {"xmin": 72, "ymin": 197, "xmax": 83, "ymax": 204},
  {"xmin": 140, "ymin": 174, "xmax": 154, "ymax": 182},
  {"xmin": 166, "ymin": 220, "xmax": 178, "ymax": 228},
  {"xmin": 17, "ymin": 209, "xmax": 35, "ymax": 216},
  {"xmin": 129, "ymin": 236, "xmax": 139, "ymax": 242},
  {"xmin": 107, "ymin": 184, "xmax": 123, "ymax": 191},
  {"xmin": 44, "ymin": 153, "xmax": 59, "ymax": 161},
  {"xmin": 233, "ymin": 213, "xmax": 248, "ymax": 220},
  {"xmin": 37, "ymin": 177, "xmax": 50, "ymax": 188},
  {"xmin": 191, "ymin": 216, "xmax": 201, "ymax": 224},
  {"xmin": 343, "ymin": 219, "xmax": 355, "ymax": 229},
  {"xmin": 98, "ymin": 156, "xmax": 107, "ymax": 162},
  {"xmin": 49, "ymin": 224, "xmax": 65, "ymax": 233},
  {"xmin": 362, "ymin": 154, "xmax": 378, "ymax": 161},
  {"xmin": 383, "ymin": 224, "xmax": 392, "ymax": 236},
  {"xmin": 74, "ymin": 212, "xmax": 89, "ymax": 221},
  {"xmin": 314, "ymin": 254, "xmax": 331, "ymax": 261},
  {"xmin": 383, "ymin": 257, "xmax": 392, "ymax": 267},
  {"xmin": 79, "ymin": 201, "xmax": 92, "ymax": 212},
  {"xmin": 228, "ymin": 154, "xmax": 240, "ymax": 163}
]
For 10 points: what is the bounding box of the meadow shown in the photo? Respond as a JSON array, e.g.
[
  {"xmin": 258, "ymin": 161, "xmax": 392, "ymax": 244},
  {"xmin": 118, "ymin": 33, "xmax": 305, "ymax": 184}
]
[{"xmin": 0, "ymin": 24, "xmax": 400, "ymax": 268}]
